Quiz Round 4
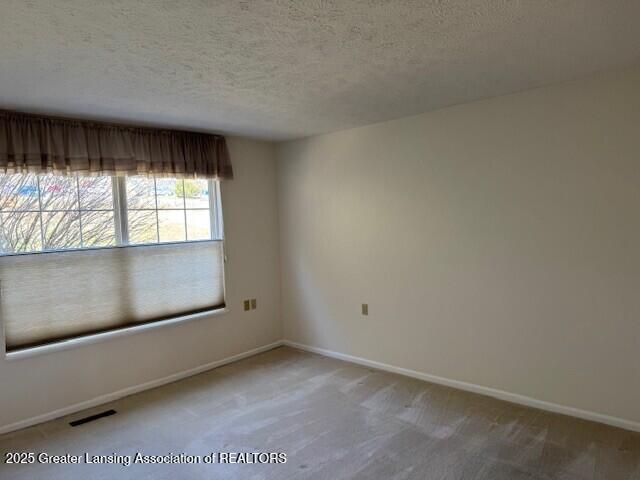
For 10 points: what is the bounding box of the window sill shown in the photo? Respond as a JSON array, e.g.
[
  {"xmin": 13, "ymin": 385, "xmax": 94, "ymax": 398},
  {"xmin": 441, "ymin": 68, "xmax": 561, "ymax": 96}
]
[{"xmin": 4, "ymin": 307, "xmax": 229, "ymax": 361}]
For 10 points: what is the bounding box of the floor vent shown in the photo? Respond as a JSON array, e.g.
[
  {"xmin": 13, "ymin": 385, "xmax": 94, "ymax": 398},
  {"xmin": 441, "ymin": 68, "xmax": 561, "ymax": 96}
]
[{"xmin": 69, "ymin": 409, "xmax": 117, "ymax": 427}]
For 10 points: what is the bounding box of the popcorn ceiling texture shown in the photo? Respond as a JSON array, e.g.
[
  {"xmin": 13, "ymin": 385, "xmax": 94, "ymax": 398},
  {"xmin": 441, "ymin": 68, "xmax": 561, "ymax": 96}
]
[{"xmin": 1, "ymin": 0, "xmax": 639, "ymax": 140}]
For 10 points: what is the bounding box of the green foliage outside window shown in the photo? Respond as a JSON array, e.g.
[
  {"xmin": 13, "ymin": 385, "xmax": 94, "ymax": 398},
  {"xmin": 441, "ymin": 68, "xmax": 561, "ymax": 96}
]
[{"xmin": 175, "ymin": 180, "xmax": 203, "ymax": 198}]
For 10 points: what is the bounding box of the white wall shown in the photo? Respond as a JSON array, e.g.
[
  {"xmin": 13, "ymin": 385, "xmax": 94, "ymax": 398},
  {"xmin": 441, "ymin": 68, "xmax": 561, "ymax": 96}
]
[
  {"xmin": 277, "ymin": 67, "xmax": 640, "ymax": 425},
  {"xmin": 0, "ymin": 136, "xmax": 282, "ymax": 429}
]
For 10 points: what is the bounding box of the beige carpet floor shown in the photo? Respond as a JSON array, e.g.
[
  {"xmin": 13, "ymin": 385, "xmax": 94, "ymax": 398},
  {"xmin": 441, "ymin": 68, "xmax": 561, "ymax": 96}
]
[{"xmin": 1, "ymin": 346, "xmax": 639, "ymax": 479}]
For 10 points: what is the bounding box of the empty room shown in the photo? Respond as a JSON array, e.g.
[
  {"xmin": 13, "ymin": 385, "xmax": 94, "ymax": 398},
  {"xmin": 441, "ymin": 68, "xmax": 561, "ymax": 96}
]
[{"xmin": 1, "ymin": 1, "xmax": 639, "ymax": 479}]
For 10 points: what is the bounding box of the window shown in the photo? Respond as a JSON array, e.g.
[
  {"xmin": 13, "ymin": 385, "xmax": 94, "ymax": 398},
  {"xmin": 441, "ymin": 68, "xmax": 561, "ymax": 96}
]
[
  {"xmin": 0, "ymin": 174, "xmax": 225, "ymax": 354},
  {"xmin": 0, "ymin": 175, "xmax": 116, "ymax": 253},
  {"xmin": 125, "ymin": 178, "xmax": 218, "ymax": 245},
  {"xmin": 0, "ymin": 175, "xmax": 222, "ymax": 255}
]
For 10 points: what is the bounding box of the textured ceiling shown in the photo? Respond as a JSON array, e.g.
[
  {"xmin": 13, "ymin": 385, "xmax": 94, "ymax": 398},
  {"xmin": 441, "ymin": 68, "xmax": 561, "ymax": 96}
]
[{"xmin": 1, "ymin": 1, "xmax": 639, "ymax": 140}]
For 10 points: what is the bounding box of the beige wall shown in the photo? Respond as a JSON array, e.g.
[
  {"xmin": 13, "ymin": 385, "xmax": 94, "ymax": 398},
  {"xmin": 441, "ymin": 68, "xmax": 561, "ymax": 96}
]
[
  {"xmin": 277, "ymin": 67, "xmax": 640, "ymax": 424},
  {"xmin": 0, "ymin": 136, "xmax": 282, "ymax": 429}
]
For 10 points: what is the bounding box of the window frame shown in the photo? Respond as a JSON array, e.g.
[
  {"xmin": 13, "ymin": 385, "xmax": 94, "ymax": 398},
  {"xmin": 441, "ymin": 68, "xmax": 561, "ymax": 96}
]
[
  {"xmin": 0, "ymin": 175, "xmax": 223, "ymax": 257},
  {"xmin": 1, "ymin": 175, "xmax": 227, "ymax": 360}
]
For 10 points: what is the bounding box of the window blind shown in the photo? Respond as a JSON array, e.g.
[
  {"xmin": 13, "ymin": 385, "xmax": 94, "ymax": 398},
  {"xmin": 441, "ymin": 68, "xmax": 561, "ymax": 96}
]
[{"xmin": 1, "ymin": 241, "xmax": 225, "ymax": 352}]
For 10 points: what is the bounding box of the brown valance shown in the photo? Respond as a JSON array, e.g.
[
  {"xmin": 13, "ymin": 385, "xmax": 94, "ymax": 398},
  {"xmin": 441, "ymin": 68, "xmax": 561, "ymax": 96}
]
[{"xmin": 0, "ymin": 110, "xmax": 233, "ymax": 179}]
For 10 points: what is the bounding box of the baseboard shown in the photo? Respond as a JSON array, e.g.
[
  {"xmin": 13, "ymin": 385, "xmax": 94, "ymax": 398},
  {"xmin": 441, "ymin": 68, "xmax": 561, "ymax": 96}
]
[
  {"xmin": 0, "ymin": 340, "xmax": 284, "ymax": 435},
  {"xmin": 282, "ymin": 340, "xmax": 640, "ymax": 433},
  {"xmin": 5, "ymin": 339, "xmax": 638, "ymax": 435}
]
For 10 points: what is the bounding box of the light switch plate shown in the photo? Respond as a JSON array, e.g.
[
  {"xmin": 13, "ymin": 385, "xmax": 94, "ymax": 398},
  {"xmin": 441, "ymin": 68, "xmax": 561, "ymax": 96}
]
[
  {"xmin": 244, "ymin": 300, "xmax": 251, "ymax": 311},
  {"xmin": 362, "ymin": 303, "xmax": 368, "ymax": 315},
  {"xmin": 251, "ymin": 298, "xmax": 257, "ymax": 310}
]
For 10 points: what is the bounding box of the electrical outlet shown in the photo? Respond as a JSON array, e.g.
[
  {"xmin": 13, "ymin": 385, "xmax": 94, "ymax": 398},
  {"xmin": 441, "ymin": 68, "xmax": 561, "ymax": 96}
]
[
  {"xmin": 251, "ymin": 298, "xmax": 257, "ymax": 310},
  {"xmin": 362, "ymin": 303, "xmax": 368, "ymax": 316},
  {"xmin": 243, "ymin": 300, "xmax": 251, "ymax": 311}
]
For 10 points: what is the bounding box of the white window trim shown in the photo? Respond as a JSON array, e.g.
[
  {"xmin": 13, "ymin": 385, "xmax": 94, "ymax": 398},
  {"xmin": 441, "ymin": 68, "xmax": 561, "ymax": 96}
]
[
  {"xmin": 112, "ymin": 176, "xmax": 128, "ymax": 245},
  {"xmin": 4, "ymin": 307, "xmax": 229, "ymax": 361}
]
